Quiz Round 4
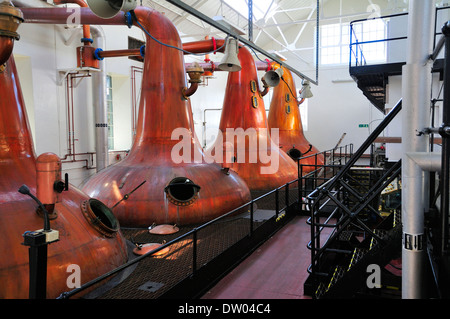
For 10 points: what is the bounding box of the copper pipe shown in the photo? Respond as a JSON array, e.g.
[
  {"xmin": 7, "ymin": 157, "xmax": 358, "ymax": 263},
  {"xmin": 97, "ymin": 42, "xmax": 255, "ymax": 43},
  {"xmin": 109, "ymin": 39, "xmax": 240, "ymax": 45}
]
[
  {"xmin": 185, "ymin": 61, "xmax": 268, "ymax": 72},
  {"xmin": 98, "ymin": 48, "xmax": 141, "ymax": 58},
  {"xmin": 44, "ymin": 0, "xmax": 92, "ymax": 43},
  {"xmin": 182, "ymin": 82, "xmax": 199, "ymax": 99},
  {"xmin": 182, "ymin": 39, "xmax": 272, "ymax": 99},
  {"xmin": 182, "ymin": 39, "xmax": 271, "ymax": 72},
  {"xmin": 90, "ymin": 48, "xmax": 268, "ymax": 72},
  {"xmin": 182, "ymin": 38, "xmax": 226, "ymax": 54},
  {"xmin": 182, "ymin": 62, "xmax": 203, "ymax": 99},
  {"xmin": 203, "ymin": 36, "xmax": 214, "ymax": 77},
  {"xmin": 259, "ymin": 81, "xmax": 269, "ymax": 97}
]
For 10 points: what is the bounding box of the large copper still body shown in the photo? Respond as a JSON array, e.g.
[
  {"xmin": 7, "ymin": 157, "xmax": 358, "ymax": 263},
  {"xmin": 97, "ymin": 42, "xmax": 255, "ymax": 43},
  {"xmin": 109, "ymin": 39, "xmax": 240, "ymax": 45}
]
[
  {"xmin": 0, "ymin": 52, "xmax": 128, "ymax": 299},
  {"xmin": 267, "ymin": 63, "xmax": 324, "ymax": 173},
  {"xmin": 80, "ymin": 8, "xmax": 251, "ymax": 227},
  {"xmin": 203, "ymin": 44, "xmax": 299, "ymax": 195}
]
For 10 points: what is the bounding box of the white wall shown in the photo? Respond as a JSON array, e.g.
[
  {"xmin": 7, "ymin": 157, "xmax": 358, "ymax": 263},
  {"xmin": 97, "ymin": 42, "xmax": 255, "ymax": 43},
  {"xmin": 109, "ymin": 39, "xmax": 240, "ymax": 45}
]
[
  {"xmin": 306, "ymin": 66, "xmax": 382, "ymax": 152},
  {"xmin": 13, "ymin": 21, "xmax": 144, "ymax": 188}
]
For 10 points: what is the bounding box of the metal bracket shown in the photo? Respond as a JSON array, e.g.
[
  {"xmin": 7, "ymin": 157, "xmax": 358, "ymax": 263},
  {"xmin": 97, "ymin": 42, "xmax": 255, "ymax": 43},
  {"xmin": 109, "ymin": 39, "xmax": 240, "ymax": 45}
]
[{"xmin": 57, "ymin": 67, "xmax": 99, "ymax": 86}]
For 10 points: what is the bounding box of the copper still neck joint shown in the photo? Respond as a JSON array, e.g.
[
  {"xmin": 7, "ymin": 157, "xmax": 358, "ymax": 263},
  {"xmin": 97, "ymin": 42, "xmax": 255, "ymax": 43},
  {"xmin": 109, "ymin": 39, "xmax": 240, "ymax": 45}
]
[
  {"xmin": 0, "ymin": 1, "xmax": 23, "ymax": 69},
  {"xmin": 182, "ymin": 62, "xmax": 204, "ymax": 100}
]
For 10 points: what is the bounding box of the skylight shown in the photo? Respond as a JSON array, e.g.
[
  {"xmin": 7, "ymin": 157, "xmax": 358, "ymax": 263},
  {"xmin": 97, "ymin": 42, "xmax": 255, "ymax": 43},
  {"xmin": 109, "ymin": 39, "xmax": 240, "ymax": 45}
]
[{"xmin": 223, "ymin": 0, "xmax": 275, "ymax": 21}]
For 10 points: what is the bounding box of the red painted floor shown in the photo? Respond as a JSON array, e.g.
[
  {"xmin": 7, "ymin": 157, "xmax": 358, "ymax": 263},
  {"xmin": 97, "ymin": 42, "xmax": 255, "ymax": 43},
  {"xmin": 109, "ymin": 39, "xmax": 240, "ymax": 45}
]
[{"xmin": 201, "ymin": 215, "xmax": 314, "ymax": 299}]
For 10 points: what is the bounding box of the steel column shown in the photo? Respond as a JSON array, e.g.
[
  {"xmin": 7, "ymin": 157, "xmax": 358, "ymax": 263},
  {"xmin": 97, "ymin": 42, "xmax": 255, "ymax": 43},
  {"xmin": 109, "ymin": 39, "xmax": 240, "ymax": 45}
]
[
  {"xmin": 401, "ymin": 0, "xmax": 435, "ymax": 299},
  {"xmin": 91, "ymin": 26, "xmax": 109, "ymax": 172},
  {"xmin": 440, "ymin": 23, "xmax": 450, "ymax": 256}
]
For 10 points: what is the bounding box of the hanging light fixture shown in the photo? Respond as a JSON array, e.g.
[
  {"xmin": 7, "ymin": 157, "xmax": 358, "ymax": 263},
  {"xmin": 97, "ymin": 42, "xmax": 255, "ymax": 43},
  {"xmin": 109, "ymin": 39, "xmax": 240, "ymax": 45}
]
[
  {"xmin": 218, "ymin": 37, "xmax": 241, "ymax": 72},
  {"xmin": 299, "ymin": 79, "xmax": 313, "ymax": 99}
]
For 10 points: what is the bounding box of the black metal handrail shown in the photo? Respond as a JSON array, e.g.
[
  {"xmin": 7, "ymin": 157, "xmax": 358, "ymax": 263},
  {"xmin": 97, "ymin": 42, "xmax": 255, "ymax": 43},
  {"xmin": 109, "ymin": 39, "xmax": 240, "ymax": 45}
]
[
  {"xmin": 349, "ymin": 13, "xmax": 407, "ymax": 68},
  {"xmin": 350, "ymin": 6, "xmax": 450, "ymax": 69},
  {"xmin": 53, "ymin": 143, "xmax": 353, "ymax": 299},
  {"xmin": 312, "ymin": 99, "xmax": 401, "ymax": 198},
  {"xmin": 305, "ymin": 99, "xmax": 402, "ymax": 280}
]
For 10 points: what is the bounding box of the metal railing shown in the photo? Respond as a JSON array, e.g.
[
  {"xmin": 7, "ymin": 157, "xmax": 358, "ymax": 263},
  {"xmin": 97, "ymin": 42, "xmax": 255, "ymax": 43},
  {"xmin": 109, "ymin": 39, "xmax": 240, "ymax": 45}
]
[
  {"xmin": 50, "ymin": 143, "xmax": 353, "ymax": 299},
  {"xmin": 305, "ymin": 99, "xmax": 402, "ymax": 282},
  {"xmin": 349, "ymin": 12, "xmax": 407, "ymax": 68},
  {"xmin": 350, "ymin": 6, "xmax": 450, "ymax": 69}
]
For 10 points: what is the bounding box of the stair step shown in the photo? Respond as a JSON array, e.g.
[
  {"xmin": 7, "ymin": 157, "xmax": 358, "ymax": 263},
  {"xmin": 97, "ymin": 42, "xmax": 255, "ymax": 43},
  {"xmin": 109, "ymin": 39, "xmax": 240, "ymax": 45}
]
[
  {"xmin": 327, "ymin": 265, "xmax": 345, "ymax": 291},
  {"xmin": 315, "ymin": 282, "xmax": 327, "ymax": 299},
  {"xmin": 347, "ymin": 247, "xmax": 368, "ymax": 271},
  {"xmin": 338, "ymin": 230, "xmax": 354, "ymax": 242},
  {"xmin": 370, "ymin": 229, "xmax": 387, "ymax": 250},
  {"xmin": 393, "ymin": 210, "xmax": 401, "ymax": 228}
]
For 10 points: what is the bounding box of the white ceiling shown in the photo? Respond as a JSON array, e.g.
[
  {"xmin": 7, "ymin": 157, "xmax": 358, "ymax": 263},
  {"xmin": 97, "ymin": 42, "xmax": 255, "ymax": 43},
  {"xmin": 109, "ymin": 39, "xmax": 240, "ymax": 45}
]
[
  {"xmin": 137, "ymin": 0, "xmax": 412, "ymax": 76},
  {"xmin": 141, "ymin": 0, "xmax": 410, "ymax": 49}
]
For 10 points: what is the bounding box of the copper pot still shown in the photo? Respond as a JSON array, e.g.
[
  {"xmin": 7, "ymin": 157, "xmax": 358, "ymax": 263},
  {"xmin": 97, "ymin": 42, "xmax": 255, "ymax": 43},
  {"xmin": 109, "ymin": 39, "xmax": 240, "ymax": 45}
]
[
  {"xmin": 206, "ymin": 45, "xmax": 299, "ymax": 194},
  {"xmin": 81, "ymin": 8, "xmax": 251, "ymax": 227},
  {"xmin": 267, "ymin": 63, "xmax": 324, "ymax": 172},
  {"xmin": 0, "ymin": 2, "xmax": 128, "ymax": 298},
  {"xmin": 0, "ymin": 56, "xmax": 128, "ymax": 299}
]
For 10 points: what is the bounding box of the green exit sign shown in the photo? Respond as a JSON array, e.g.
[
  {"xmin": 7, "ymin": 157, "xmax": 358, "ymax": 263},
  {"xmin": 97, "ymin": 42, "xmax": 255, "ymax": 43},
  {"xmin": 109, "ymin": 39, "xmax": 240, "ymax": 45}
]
[{"xmin": 359, "ymin": 124, "xmax": 369, "ymax": 128}]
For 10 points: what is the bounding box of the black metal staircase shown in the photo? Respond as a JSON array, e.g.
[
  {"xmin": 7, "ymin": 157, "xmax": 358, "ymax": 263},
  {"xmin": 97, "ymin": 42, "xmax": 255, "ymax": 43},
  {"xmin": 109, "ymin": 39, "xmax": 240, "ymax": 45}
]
[
  {"xmin": 348, "ymin": 10, "xmax": 446, "ymax": 113},
  {"xmin": 349, "ymin": 63, "xmax": 404, "ymax": 113},
  {"xmin": 303, "ymin": 100, "xmax": 403, "ymax": 299}
]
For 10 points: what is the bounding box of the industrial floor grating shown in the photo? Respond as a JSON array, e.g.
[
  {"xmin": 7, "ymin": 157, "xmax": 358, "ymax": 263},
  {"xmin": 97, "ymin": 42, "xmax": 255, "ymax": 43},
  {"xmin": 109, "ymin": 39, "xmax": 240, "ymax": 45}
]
[{"xmin": 83, "ymin": 209, "xmax": 272, "ymax": 299}]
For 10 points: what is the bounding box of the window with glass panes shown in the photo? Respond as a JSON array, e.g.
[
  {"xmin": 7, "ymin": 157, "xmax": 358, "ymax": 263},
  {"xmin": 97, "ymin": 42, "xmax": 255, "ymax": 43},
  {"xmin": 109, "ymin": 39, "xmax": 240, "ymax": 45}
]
[{"xmin": 320, "ymin": 19, "xmax": 386, "ymax": 65}]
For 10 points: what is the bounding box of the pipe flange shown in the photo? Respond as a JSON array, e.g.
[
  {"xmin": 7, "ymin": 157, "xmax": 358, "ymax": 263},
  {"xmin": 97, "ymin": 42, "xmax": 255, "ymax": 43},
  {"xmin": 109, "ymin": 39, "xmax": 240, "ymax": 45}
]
[
  {"xmin": 442, "ymin": 21, "xmax": 450, "ymax": 36},
  {"xmin": 81, "ymin": 199, "xmax": 119, "ymax": 238},
  {"xmin": 438, "ymin": 124, "xmax": 450, "ymax": 137},
  {"xmin": 0, "ymin": 29, "xmax": 19, "ymax": 40},
  {"xmin": 0, "ymin": 2, "xmax": 24, "ymax": 39},
  {"xmin": 186, "ymin": 62, "xmax": 204, "ymax": 83},
  {"xmin": 164, "ymin": 177, "xmax": 200, "ymax": 207}
]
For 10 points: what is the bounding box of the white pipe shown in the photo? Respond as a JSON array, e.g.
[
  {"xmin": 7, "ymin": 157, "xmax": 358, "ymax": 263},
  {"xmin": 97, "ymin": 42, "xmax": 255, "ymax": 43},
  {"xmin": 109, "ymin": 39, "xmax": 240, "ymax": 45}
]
[
  {"xmin": 401, "ymin": 0, "xmax": 436, "ymax": 299},
  {"xmin": 406, "ymin": 152, "xmax": 442, "ymax": 172},
  {"xmin": 12, "ymin": 0, "xmax": 53, "ymax": 7},
  {"xmin": 13, "ymin": 0, "xmax": 109, "ymax": 171},
  {"xmin": 90, "ymin": 25, "xmax": 108, "ymax": 172}
]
